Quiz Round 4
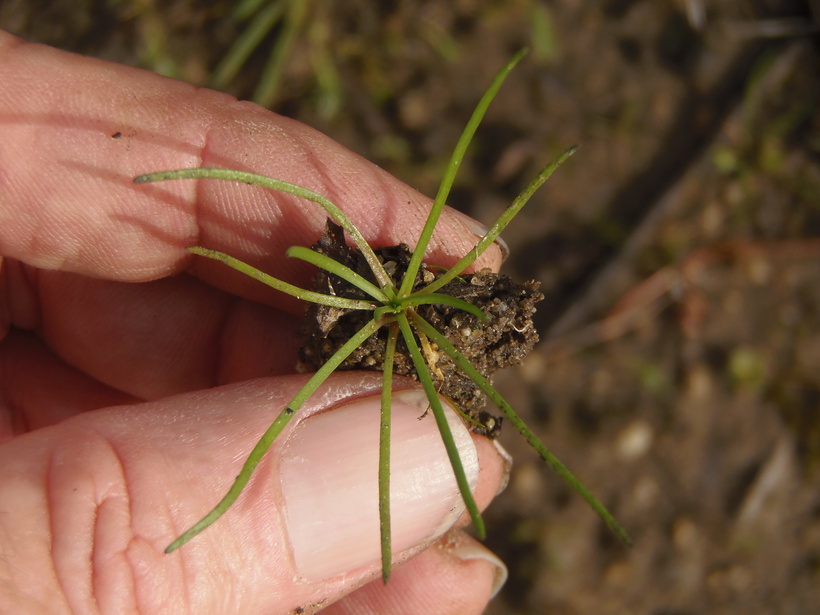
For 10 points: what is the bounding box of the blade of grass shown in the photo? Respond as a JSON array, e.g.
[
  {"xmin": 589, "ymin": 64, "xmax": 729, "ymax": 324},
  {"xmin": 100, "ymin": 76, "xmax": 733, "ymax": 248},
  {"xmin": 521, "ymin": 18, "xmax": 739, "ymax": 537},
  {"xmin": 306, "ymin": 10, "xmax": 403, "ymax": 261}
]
[
  {"xmin": 395, "ymin": 313, "xmax": 486, "ymax": 539},
  {"xmin": 134, "ymin": 169, "xmax": 393, "ymax": 288},
  {"xmin": 233, "ymin": 0, "xmax": 273, "ymax": 20},
  {"xmin": 286, "ymin": 245, "xmax": 389, "ymax": 302},
  {"xmin": 410, "ymin": 312, "xmax": 631, "ymax": 545},
  {"xmin": 187, "ymin": 247, "xmax": 375, "ymax": 310},
  {"xmin": 165, "ymin": 317, "xmax": 383, "ymax": 552},
  {"xmin": 396, "ymin": 293, "xmax": 487, "ymax": 321},
  {"xmin": 253, "ymin": 0, "xmax": 310, "ymax": 108},
  {"xmin": 379, "ymin": 324, "xmax": 399, "ymax": 583},
  {"xmin": 397, "ymin": 48, "xmax": 529, "ymax": 298},
  {"xmin": 210, "ymin": 0, "xmax": 286, "ymax": 91},
  {"xmin": 307, "ymin": 13, "xmax": 343, "ymax": 119},
  {"xmin": 421, "ymin": 145, "xmax": 578, "ymax": 294}
]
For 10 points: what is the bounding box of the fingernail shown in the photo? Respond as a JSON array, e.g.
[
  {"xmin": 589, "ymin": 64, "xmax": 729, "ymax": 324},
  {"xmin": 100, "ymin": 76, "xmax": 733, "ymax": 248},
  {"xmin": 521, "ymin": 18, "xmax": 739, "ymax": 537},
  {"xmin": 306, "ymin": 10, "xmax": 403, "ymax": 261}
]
[
  {"xmin": 279, "ymin": 389, "xmax": 479, "ymax": 581},
  {"xmin": 444, "ymin": 532, "xmax": 509, "ymax": 598},
  {"xmin": 492, "ymin": 439, "xmax": 513, "ymax": 496},
  {"xmin": 449, "ymin": 208, "xmax": 510, "ymax": 262}
]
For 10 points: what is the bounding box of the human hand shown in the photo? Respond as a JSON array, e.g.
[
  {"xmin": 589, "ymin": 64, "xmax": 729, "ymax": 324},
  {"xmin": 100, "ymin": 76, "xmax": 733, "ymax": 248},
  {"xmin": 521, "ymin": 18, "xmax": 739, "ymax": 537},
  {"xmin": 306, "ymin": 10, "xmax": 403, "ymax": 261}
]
[{"xmin": 0, "ymin": 31, "xmax": 509, "ymax": 614}]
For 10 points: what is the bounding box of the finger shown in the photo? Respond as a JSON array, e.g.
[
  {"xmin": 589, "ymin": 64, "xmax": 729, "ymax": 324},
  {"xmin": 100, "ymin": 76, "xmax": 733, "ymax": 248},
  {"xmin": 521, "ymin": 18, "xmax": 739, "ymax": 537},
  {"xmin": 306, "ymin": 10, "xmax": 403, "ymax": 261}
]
[
  {"xmin": 0, "ymin": 32, "xmax": 502, "ymax": 303},
  {"xmin": 31, "ymin": 269, "xmax": 303, "ymax": 399},
  {"xmin": 0, "ymin": 330, "xmax": 137, "ymax": 440},
  {"xmin": 324, "ymin": 531, "xmax": 507, "ymax": 615},
  {"xmin": 0, "ymin": 263, "xmax": 301, "ymax": 416},
  {"xmin": 0, "ymin": 372, "xmax": 507, "ymax": 614}
]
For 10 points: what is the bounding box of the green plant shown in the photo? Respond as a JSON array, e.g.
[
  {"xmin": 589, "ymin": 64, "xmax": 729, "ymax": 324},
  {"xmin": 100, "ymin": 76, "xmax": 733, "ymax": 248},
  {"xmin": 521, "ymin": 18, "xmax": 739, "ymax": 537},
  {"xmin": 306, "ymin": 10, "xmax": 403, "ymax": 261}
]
[
  {"xmin": 210, "ymin": 0, "xmax": 312, "ymax": 109},
  {"xmin": 134, "ymin": 49, "xmax": 629, "ymax": 582}
]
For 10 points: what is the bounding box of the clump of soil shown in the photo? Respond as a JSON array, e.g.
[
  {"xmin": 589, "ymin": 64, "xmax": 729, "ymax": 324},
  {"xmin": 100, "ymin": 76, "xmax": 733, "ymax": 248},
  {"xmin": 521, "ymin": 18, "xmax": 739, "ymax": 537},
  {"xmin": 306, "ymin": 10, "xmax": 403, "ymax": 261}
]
[{"xmin": 298, "ymin": 220, "xmax": 543, "ymax": 436}]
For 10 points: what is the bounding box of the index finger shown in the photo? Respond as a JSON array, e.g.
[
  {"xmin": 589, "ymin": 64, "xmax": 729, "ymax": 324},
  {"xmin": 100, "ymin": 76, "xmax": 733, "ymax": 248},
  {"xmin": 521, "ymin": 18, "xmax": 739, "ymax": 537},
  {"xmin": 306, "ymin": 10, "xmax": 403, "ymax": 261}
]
[{"xmin": 0, "ymin": 31, "xmax": 502, "ymax": 295}]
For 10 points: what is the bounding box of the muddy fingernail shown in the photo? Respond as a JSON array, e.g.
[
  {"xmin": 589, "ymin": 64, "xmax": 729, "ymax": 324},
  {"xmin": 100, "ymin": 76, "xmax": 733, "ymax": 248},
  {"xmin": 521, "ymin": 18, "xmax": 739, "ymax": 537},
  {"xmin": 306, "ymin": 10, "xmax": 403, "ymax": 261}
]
[{"xmin": 279, "ymin": 389, "xmax": 479, "ymax": 580}]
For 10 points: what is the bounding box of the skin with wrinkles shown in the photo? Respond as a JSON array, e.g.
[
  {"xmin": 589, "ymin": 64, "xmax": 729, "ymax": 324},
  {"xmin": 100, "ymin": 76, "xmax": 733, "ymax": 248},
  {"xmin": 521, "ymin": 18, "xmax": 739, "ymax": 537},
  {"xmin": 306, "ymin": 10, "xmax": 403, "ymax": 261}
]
[{"xmin": 0, "ymin": 32, "xmax": 506, "ymax": 615}]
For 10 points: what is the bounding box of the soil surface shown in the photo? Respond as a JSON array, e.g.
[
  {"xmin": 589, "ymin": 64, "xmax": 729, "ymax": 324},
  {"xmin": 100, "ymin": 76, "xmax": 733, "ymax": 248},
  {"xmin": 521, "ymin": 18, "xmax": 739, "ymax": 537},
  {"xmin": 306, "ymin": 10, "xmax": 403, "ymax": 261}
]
[{"xmin": 5, "ymin": 2, "xmax": 820, "ymax": 613}]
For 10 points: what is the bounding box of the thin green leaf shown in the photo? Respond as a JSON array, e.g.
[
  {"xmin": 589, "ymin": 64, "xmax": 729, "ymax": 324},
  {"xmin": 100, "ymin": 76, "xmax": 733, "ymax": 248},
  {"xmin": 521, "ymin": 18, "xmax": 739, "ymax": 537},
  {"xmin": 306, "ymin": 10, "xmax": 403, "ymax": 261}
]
[
  {"xmin": 379, "ymin": 324, "xmax": 399, "ymax": 583},
  {"xmin": 252, "ymin": 0, "xmax": 309, "ymax": 108},
  {"xmin": 166, "ymin": 317, "xmax": 383, "ymax": 553},
  {"xmin": 421, "ymin": 145, "xmax": 578, "ymax": 294},
  {"xmin": 233, "ymin": 0, "xmax": 273, "ymax": 21},
  {"xmin": 134, "ymin": 168, "xmax": 393, "ymax": 288},
  {"xmin": 188, "ymin": 247, "xmax": 375, "ymax": 310},
  {"xmin": 287, "ymin": 245, "xmax": 389, "ymax": 302},
  {"xmin": 210, "ymin": 0, "xmax": 285, "ymax": 90},
  {"xmin": 398, "ymin": 48, "xmax": 529, "ymax": 298},
  {"xmin": 398, "ymin": 293, "xmax": 487, "ymax": 322},
  {"xmin": 410, "ymin": 312, "xmax": 631, "ymax": 545},
  {"xmin": 395, "ymin": 313, "xmax": 486, "ymax": 539}
]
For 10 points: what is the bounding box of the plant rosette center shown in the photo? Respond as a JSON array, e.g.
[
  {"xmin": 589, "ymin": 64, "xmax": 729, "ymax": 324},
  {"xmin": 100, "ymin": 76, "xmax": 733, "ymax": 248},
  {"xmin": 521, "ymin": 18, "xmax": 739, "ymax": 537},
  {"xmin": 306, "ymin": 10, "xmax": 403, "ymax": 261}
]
[{"xmin": 299, "ymin": 220, "xmax": 544, "ymax": 436}]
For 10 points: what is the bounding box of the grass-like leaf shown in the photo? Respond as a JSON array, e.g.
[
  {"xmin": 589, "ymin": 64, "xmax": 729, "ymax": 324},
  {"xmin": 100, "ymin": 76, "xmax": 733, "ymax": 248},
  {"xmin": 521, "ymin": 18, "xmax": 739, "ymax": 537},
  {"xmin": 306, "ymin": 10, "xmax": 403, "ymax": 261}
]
[
  {"xmin": 165, "ymin": 317, "xmax": 382, "ymax": 553},
  {"xmin": 135, "ymin": 168, "xmax": 392, "ymax": 288},
  {"xmin": 410, "ymin": 313, "xmax": 631, "ymax": 545}
]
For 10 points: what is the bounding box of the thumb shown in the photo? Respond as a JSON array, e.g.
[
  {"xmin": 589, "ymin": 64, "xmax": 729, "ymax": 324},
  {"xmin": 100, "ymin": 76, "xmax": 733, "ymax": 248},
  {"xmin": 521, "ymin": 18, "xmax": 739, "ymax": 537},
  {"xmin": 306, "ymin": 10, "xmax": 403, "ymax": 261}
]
[{"xmin": 0, "ymin": 371, "xmax": 506, "ymax": 614}]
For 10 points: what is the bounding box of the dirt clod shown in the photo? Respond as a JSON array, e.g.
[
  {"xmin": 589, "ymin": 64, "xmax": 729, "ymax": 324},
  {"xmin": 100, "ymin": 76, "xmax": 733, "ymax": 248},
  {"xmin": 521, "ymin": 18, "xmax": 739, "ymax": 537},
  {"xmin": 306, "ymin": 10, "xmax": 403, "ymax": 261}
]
[{"xmin": 298, "ymin": 220, "xmax": 543, "ymax": 436}]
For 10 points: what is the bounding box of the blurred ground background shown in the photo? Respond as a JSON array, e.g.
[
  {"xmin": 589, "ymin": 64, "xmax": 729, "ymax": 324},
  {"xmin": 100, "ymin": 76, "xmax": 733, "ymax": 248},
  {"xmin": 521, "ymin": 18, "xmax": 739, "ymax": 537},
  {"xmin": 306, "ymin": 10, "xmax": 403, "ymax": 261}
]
[{"xmin": 3, "ymin": 1, "xmax": 819, "ymax": 613}]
